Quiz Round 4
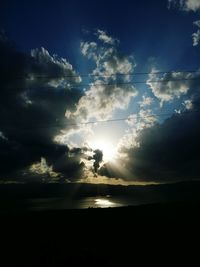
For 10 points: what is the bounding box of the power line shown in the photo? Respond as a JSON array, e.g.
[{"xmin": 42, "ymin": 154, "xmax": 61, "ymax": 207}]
[
  {"xmin": 81, "ymin": 69, "xmax": 200, "ymax": 78},
  {"xmin": 2, "ymin": 69, "xmax": 200, "ymax": 80},
  {"xmin": 66, "ymin": 77, "xmax": 200, "ymax": 88},
  {"xmin": 1, "ymin": 110, "xmax": 198, "ymax": 130},
  {"xmin": 5, "ymin": 77, "xmax": 200, "ymax": 91}
]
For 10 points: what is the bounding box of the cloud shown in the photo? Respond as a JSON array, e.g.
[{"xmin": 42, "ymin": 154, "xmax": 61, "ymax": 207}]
[
  {"xmin": 96, "ymin": 29, "xmax": 118, "ymax": 45},
  {"xmin": 192, "ymin": 20, "xmax": 200, "ymax": 46},
  {"xmin": 0, "ymin": 33, "xmax": 86, "ymax": 182},
  {"xmin": 183, "ymin": 99, "xmax": 193, "ymax": 109},
  {"xmin": 67, "ymin": 32, "xmax": 137, "ymax": 122},
  {"xmin": 116, "ymin": 109, "xmax": 157, "ymax": 153},
  {"xmin": 89, "ymin": 149, "xmax": 103, "ymax": 173},
  {"xmin": 168, "ymin": 0, "xmax": 200, "ymax": 11},
  {"xmin": 127, "ymin": 109, "xmax": 157, "ymax": 130},
  {"xmin": 99, "ymin": 99, "xmax": 200, "ymax": 182},
  {"xmin": 29, "ymin": 157, "xmax": 59, "ymax": 182},
  {"xmin": 80, "ymin": 41, "xmax": 97, "ymax": 59},
  {"xmin": 0, "ymin": 131, "xmax": 7, "ymax": 141},
  {"xmin": 102, "ymin": 55, "xmax": 134, "ymax": 78},
  {"xmin": 185, "ymin": 0, "xmax": 200, "ymax": 11},
  {"xmin": 99, "ymin": 64, "xmax": 200, "ymax": 183},
  {"xmin": 67, "ymin": 82, "xmax": 137, "ymax": 121},
  {"xmin": 138, "ymin": 96, "xmax": 154, "ymax": 108},
  {"xmin": 194, "ymin": 20, "xmax": 200, "ymax": 27},
  {"xmin": 147, "ymin": 69, "xmax": 194, "ymax": 104},
  {"xmin": 99, "ymin": 67, "xmax": 200, "ymax": 183},
  {"xmin": 168, "ymin": 1, "xmax": 200, "ymax": 45},
  {"xmin": 192, "ymin": 29, "xmax": 200, "ymax": 46},
  {"xmin": 30, "ymin": 47, "xmax": 82, "ymax": 87}
]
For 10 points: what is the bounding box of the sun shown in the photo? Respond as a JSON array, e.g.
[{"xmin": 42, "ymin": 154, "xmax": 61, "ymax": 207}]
[{"xmin": 89, "ymin": 139, "xmax": 116, "ymax": 162}]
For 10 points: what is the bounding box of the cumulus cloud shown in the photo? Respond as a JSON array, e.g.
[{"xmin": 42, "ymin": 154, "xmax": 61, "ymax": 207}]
[
  {"xmin": 116, "ymin": 109, "xmax": 157, "ymax": 153},
  {"xmin": 4, "ymin": 28, "xmax": 200, "ymax": 185},
  {"xmin": 80, "ymin": 41, "xmax": 97, "ymax": 60},
  {"xmin": 0, "ymin": 30, "xmax": 138, "ymax": 182},
  {"xmin": 67, "ymin": 82, "xmax": 137, "ymax": 121},
  {"xmin": 0, "ymin": 33, "xmax": 86, "ymax": 182},
  {"xmin": 168, "ymin": 1, "xmax": 200, "ymax": 45},
  {"xmin": 98, "ymin": 59, "xmax": 200, "ymax": 183},
  {"xmin": 194, "ymin": 20, "xmax": 200, "ymax": 27},
  {"xmin": 98, "ymin": 66, "xmax": 200, "ymax": 183},
  {"xmin": 192, "ymin": 20, "xmax": 200, "ymax": 46},
  {"xmin": 67, "ymin": 31, "xmax": 137, "ymax": 122},
  {"xmin": 127, "ymin": 109, "xmax": 157, "ymax": 130},
  {"xmin": 89, "ymin": 149, "xmax": 103, "ymax": 173},
  {"xmin": 147, "ymin": 69, "xmax": 193, "ymax": 104},
  {"xmin": 99, "ymin": 99, "xmax": 200, "ymax": 182},
  {"xmin": 138, "ymin": 96, "xmax": 154, "ymax": 108},
  {"xmin": 96, "ymin": 29, "xmax": 118, "ymax": 45},
  {"xmin": 29, "ymin": 157, "xmax": 59, "ymax": 182},
  {"xmin": 183, "ymin": 99, "xmax": 193, "ymax": 109},
  {"xmin": 0, "ymin": 131, "xmax": 7, "ymax": 141},
  {"xmin": 168, "ymin": 0, "xmax": 200, "ymax": 11},
  {"xmin": 192, "ymin": 29, "xmax": 200, "ymax": 46},
  {"xmin": 30, "ymin": 47, "xmax": 81, "ymax": 87},
  {"xmin": 101, "ymin": 55, "xmax": 134, "ymax": 78}
]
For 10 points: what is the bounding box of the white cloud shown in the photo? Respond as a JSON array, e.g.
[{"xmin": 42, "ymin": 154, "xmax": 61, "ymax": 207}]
[
  {"xmin": 169, "ymin": 2, "xmax": 200, "ymax": 45},
  {"xmin": 147, "ymin": 69, "xmax": 192, "ymax": 104},
  {"xmin": 127, "ymin": 109, "xmax": 157, "ymax": 131},
  {"xmin": 194, "ymin": 20, "xmax": 200, "ymax": 27},
  {"xmin": 183, "ymin": 99, "xmax": 193, "ymax": 109},
  {"xmin": 31, "ymin": 47, "xmax": 81, "ymax": 87},
  {"xmin": 91, "ymin": 52, "xmax": 136, "ymax": 84},
  {"xmin": 192, "ymin": 29, "xmax": 200, "ymax": 46},
  {"xmin": 96, "ymin": 30, "xmax": 118, "ymax": 45},
  {"xmin": 118, "ymin": 109, "xmax": 157, "ymax": 152},
  {"xmin": 0, "ymin": 131, "xmax": 7, "ymax": 141},
  {"xmin": 192, "ymin": 20, "xmax": 200, "ymax": 46},
  {"xmin": 80, "ymin": 41, "xmax": 97, "ymax": 59},
  {"xmin": 184, "ymin": 0, "xmax": 200, "ymax": 11},
  {"xmin": 30, "ymin": 157, "xmax": 59, "ymax": 180},
  {"xmin": 102, "ymin": 55, "xmax": 134, "ymax": 78},
  {"xmin": 66, "ymin": 82, "xmax": 137, "ymax": 121},
  {"xmin": 68, "ymin": 31, "xmax": 137, "ymax": 122},
  {"xmin": 138, "ymin": 96, "xmax": 154, "ymax": 108},
  {"xmin": 168, "ymin": 0, "xmax": 200, "ymax": 11}
]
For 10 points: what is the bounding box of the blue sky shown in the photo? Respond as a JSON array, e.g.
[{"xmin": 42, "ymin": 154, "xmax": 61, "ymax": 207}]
[
  {"xmin": 1, "ymin": 0, "xmax": 200, "ymax": 184},
  {"xmin": 1, "ymin": 0, "xmax": 200, "ymax": 69}
]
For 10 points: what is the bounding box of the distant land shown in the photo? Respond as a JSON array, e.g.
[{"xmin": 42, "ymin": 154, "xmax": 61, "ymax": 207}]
[
  {"xmin": 1, "ymin": 181, "xmax": 200, "ymax": 266},
  {"xmin": 0, "ymin": 180, "xmax": 200, "ymax": 214},
  {"xmin": 0, "ymin": 180, "xmax": 200, "ymax": 199}
]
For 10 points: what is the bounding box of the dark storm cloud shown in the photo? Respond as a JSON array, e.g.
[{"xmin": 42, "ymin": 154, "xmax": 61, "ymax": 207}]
[
  {"xmin": 52, "ymin": 148, "xmax": 86, "ymax": 181},
  {"xmin": 0, "ymin": 33, "xmax": 85, "ymax": 181},
  {"xmin": 88, "ymin": 149, "xmax": 103, "ymax": 173},
  {"xmin": 100, "ymin": 98, "xmax": 200, "ymax": 183}
]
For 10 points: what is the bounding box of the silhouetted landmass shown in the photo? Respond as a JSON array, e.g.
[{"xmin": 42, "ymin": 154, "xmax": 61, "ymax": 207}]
[
  {"xmin": 0, "ymin": 180, "xmax": 200, "ymax": 213},
  {"xmin": 1, "ymin": 180, "xmax": 200, "ymax": 199},
  {"xmin": 0, "ymin": 181, "xmax": 200, "ymax": 266},
  {"xmin": 0, "ymin": 202, "xmax": 200, "ymax": 266}
]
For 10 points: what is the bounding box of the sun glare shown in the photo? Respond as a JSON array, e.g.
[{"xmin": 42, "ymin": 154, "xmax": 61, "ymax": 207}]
[
  {"xmin": 90, "ymin": 139, "xmax": 116, "ymax": 162},
  {"xmin": 95, "ymin": 198, "xmax": 115, "ymax": 208}
]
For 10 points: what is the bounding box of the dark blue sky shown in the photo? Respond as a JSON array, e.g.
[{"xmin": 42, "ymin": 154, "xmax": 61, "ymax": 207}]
[{"xmin": 1, "ymin": 0, "xmax": 200, "ymax": 72}]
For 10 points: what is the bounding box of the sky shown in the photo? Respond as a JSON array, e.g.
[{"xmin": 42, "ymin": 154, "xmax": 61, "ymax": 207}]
[{"xmin": 0, "ymin": 0, "xmax": 200, "ymax": 185}]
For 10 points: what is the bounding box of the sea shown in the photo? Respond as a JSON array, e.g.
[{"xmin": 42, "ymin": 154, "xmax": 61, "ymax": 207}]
[{"xmin": 27, "ymin": 195, "xmax": 148, "ymax": 211}]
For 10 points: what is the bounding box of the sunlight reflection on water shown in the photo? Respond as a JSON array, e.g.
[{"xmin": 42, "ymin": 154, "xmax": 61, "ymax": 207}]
[
  {"xmin": 78, "ymin": 196, "xmax": 124, "ymax": 209},
  {"xmin": 28, "ymin": 196, "xmax": 140, "ymax": 210},
  {"xmin": 95, "ymin": 198, "xmax": 116, "ymax": 208}
]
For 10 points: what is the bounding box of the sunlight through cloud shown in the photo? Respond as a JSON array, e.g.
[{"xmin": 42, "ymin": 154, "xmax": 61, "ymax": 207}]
[{"xmin": 89, "ymin": 139, "xmax": 117, "ymax": 162}]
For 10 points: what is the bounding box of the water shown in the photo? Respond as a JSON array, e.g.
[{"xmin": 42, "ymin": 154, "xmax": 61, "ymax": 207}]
[{"xmin": 27, "ymin": 195, "xmax": 146, "ymax": 211}]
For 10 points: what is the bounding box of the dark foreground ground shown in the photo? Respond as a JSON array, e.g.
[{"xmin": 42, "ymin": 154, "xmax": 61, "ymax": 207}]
[{"xmin": 0, "ymin": 202, "xmax": 200, "ymax": 266}]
